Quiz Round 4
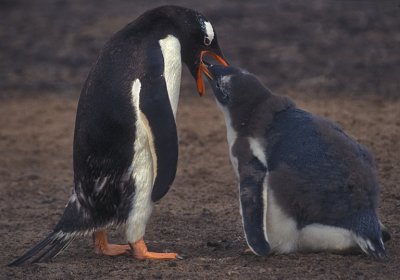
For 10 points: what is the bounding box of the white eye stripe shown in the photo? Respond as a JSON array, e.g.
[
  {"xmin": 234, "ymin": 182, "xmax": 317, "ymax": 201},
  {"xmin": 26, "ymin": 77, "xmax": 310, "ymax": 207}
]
[{"xmin": 204, "ymin": 21, "xmax": 214, "ymax": 43}]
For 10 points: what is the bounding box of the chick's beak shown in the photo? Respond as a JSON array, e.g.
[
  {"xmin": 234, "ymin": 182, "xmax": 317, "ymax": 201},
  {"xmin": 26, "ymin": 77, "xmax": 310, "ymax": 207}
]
[{"xmin": 197, "ymin": 50, "xmax": 229, "ymax": 96}]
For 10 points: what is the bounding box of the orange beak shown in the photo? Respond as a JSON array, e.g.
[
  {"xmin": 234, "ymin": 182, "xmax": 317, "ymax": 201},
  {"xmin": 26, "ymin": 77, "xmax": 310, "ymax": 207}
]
[{"xmin": 197, "ymin": 50, "xmax": 229, "ymax": 96}]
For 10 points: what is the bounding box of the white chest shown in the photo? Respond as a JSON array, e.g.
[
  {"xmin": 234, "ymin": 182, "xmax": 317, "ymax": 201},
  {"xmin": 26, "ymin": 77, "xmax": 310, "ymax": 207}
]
[
  {"xmin": 159, "ymin": 35, "xmax": 182, "ymax": 119},
  {"xmin": 218, "ymin": 104, "xmax": 239, "ymax": 177},
  {"xmin": 126, "ymin": 78, "xmax": 156, "ymax": 243}
]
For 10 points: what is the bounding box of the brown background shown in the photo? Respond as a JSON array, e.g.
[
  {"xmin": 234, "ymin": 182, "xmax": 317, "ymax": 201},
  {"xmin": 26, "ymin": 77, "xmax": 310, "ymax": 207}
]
[{"xmin": 1, "ymin": 0, "xmax": 399, "ymax": 279}]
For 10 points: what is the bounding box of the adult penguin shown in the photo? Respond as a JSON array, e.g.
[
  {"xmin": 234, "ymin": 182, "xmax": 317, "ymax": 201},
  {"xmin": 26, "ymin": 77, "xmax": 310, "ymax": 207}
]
[{"xmin": 9, "ymin": 5, "xmax": 228, "ymax": 266}]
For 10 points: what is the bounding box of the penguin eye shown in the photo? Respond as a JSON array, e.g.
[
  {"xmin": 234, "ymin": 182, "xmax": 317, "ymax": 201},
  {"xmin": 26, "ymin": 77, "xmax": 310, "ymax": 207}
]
[{"xmin": 204, "ymin": 37, "xmax": 211, "ymax": 46}]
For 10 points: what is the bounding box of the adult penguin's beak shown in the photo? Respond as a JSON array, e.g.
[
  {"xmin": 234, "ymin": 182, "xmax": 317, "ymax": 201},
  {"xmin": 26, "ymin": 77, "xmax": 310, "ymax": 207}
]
[{"xmin": 197, "ymin": 50, "xmax": 229, "ymax": 96}]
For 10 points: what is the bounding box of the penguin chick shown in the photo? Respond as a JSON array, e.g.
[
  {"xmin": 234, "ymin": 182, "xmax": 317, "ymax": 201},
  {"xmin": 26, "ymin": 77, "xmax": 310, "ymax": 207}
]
[
  {"xmin": 8, "ymin": 6, "xmax": 228, "ymax": 266},
  {"xmin": 206, "ymin": 65, "xmax": 389, "ymax": 260}
]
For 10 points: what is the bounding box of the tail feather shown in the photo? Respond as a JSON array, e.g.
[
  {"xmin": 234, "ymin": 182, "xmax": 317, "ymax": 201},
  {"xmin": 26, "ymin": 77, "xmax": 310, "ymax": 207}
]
[
  {"xmin": 354, "ymin": 235, "xmax": 387, "ymax": 260},
  {"xmin": 344, "ymin": 209, "xmax": 388, "ymax": 260},
  {"xmin": 46, "ymin": 237, "xmax": 74, "ymax": 262},
  {"xmin": 8, "ymin": 232, "xmax": 75, "ymax": 266}
]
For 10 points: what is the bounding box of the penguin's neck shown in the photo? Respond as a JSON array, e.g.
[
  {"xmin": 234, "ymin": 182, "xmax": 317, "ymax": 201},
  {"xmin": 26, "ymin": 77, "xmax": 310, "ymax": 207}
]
[
  {"xmin": 159, "ymin": 35, "xmax": 182, "ymax": 119},
  {"xmin": 230, "ymin": 94, "xmax": 295, "ymax": 137}
]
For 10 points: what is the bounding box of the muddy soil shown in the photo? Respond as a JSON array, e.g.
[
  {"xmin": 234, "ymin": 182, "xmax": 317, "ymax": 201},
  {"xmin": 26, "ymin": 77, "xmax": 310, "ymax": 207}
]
[{"xmin": 1, "ymin": 0, "xmax": 399, "ymax": 279}]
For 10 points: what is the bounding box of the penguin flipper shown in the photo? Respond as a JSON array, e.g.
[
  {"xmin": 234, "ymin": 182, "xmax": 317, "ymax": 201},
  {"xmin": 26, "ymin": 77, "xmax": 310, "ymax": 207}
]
[
  {"xmin": 239, "ymin": 173, "xmax": 271, "ymax": 256},
  {"xmin": 136, "ymin": 79, "xmax": 178, "ymax": 202},
  {"xmin": 8, "ymin": 232, "xmax": 75, "ymax": 266},
  {"xmin": 234, "ymin": 137, "xmax": 270, "ymax": 256}
]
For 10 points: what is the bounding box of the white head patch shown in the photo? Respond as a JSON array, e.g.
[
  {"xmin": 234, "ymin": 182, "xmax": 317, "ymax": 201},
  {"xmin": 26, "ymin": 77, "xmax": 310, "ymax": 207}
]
[
  {"xmin": 220, "ymin": 75, "xmax": 232, "ymax": 87},
  {"xmin": 215, "ymin": 75, "xmax": 232, "ymax": 105},
  {"xmin": 204, "ymin": 21, "xmax": 215, "ymax": 43}
]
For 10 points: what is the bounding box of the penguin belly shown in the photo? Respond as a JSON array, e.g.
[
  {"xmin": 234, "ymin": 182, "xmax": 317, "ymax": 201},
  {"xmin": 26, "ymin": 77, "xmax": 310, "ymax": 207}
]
[
  {"xmin": 123, "ymin": 34, "xmax": 183, "ymax": 242},
  {"xmin": 298, "ymin": 223, "xmax": 356, "ymax": 253},
  {"xmin": 266, "ymin": 188, "xmax": 357, "ymax": 254},
  {"xmin": 125, "ymin": 79, "xmax": 156, "ymax": 243},
  {"xmin": 266, "ymin": 187, "xmax": 299, "ymax": 253}
]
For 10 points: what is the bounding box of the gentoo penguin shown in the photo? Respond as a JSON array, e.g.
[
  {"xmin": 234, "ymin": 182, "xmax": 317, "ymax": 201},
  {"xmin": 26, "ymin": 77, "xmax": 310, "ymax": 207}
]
[
  {"xmin": 8, "ymin": 6, "xmax": 228, "ymax": 266},
  {"xmin": 205, "ymin": 65, "xmax": 390, "ymax": 259}
]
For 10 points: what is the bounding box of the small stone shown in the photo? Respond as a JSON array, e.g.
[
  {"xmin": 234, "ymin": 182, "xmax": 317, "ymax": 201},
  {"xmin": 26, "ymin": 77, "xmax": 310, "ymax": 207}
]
[
  {"xmin": 168, "ymin": 262, "xmax": 177, "ymax": 267},
  {"xmin": 206, "ymin": 241, "xmax": 220, "ymax": 248}
]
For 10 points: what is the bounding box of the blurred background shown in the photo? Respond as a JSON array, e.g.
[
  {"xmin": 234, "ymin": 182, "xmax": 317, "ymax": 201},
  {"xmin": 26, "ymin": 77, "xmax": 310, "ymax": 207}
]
[
  {"xmin": 1, "ymin": 1, "xmax": 400, "ymax": 279},
  {"xmin": 1, "ymin": 0, "xmax": 399, "ymax": 98}
]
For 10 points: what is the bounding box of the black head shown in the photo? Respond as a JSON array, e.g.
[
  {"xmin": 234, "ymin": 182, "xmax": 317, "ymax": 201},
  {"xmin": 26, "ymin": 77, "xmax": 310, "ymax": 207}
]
[
  {"xmin": 136, "ymin": 6, "xmax": 228, "ymax": 96},
  {"xmin": 206, "ymin": 64, "xmax": 270, "ymax": 109},
  {"xmin": 205, "ymin": 64, "xmax": 287, "ymax": 135}
]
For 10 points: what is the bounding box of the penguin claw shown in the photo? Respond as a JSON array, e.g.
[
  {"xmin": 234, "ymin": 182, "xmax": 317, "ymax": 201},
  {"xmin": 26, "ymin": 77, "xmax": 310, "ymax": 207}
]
[{"xmin": 176, "ymin": 254, "xmax": 184, "ymax": 260}]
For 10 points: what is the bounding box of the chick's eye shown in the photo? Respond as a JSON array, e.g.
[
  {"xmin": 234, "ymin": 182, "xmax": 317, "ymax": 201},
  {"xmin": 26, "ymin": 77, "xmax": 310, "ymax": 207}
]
[{"xmin": 204, "ymin": 37, "xmax": 211, "ymax": 46}]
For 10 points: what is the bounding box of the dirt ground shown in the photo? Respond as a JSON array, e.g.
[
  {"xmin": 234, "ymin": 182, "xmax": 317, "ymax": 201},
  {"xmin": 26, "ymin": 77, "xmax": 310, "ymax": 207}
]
[{"xmin": 1, "ymin": 0, "xmax": 399, "ymax": 279}]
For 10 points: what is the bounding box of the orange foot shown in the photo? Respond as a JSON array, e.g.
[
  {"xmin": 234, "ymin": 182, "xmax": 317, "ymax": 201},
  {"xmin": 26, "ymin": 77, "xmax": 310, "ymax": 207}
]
[
  {"xmin": 130, "ymin": 238, "xmax": 179, "ymax": 260},
  {"xmin": 94, "ymin": 230, "xmax": 131, "ymax": 256}
]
